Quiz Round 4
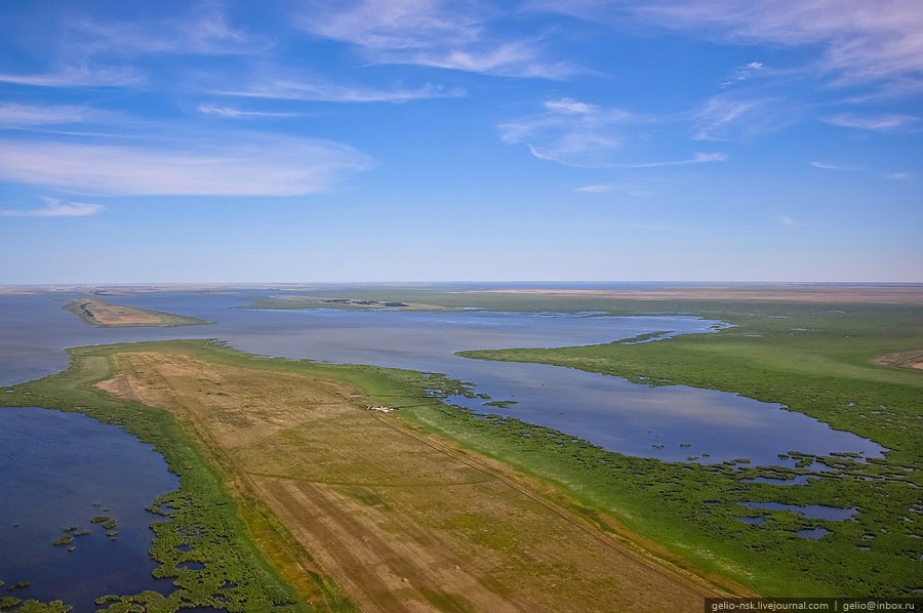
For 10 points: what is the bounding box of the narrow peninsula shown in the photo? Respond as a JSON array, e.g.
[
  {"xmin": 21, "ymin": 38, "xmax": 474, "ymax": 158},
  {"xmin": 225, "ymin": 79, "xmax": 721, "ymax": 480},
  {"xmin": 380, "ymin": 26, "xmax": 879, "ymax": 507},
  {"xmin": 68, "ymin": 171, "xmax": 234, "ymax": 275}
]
[{"xmin": 65, "ymin": 298, "xmax": 208, "ymax": 328}]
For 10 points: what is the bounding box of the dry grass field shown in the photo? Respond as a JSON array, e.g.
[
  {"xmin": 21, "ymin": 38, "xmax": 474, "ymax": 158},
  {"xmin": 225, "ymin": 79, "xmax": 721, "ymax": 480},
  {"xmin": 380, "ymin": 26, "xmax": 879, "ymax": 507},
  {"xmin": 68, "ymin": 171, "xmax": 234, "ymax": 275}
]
[
  {"xmin": 97, "ymin": 347, "xmax": 724, "ymax": 612},
  {"xmin": 66, "ymin": 298, "xmax": 206, "ymax": 327}
]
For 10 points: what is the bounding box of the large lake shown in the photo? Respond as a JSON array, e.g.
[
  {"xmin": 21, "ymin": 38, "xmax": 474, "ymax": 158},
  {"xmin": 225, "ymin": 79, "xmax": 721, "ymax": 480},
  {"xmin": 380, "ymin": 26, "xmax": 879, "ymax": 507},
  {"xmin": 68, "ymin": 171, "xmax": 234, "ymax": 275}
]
[{"xmin": 0, "ymin": 289, "xmax": 885, "ymax": 466}]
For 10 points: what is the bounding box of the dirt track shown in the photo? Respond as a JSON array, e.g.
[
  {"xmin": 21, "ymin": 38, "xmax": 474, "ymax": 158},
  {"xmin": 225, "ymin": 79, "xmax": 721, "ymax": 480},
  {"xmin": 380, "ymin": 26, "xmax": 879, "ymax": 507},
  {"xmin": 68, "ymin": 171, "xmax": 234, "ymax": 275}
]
[{"xmin": 100, "ymin": 349, "xmax": 735, "ymax": 612}]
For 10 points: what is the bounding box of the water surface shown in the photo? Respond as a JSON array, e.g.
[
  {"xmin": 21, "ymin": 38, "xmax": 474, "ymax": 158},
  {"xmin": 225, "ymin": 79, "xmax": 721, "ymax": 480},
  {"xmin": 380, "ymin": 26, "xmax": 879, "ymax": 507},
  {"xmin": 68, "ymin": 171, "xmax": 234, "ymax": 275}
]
[
  {"xmin": 0, "ymin": 406, "xmax": 178, "ymax": 611},
  {"xmin": 0, "ymin": 290, "xmax": 886, "ymax": 467}
]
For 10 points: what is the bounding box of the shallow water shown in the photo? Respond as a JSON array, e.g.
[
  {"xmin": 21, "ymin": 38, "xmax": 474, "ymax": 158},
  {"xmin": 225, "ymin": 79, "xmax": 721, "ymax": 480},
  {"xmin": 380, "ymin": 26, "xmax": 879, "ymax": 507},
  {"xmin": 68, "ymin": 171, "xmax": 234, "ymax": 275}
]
[
  {"xmin": 0, "ymin": 407, "xmax": 178, "ymax": 611},
  {"xmin": 0, "ymin": 290, "xmax": 886, "ymax": 466}
]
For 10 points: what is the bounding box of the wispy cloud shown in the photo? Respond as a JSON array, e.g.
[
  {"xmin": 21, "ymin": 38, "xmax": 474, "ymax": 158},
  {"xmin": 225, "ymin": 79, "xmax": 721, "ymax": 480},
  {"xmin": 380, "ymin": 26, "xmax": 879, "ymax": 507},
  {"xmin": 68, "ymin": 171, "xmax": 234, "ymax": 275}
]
[
  {"xmin": 0, "ymin": 103, "xmax": 106, "ymax": 127},
  {"xmin": 0, "ymin": 197, "xmax": 103, "ymax": 218},
  {"xmin": 823, "ymin": 113, "xmax": 919, "ymax": 131},
  {"xmin": 693, "ymin": 94, "xmax": 798, "ymax": 140},
  {"xmin": 809, "ymin": 161, "xmax": 863, "ymax": 171},
  {"xmin": 721, "ymin": 61, "xmax": 765, "ymax": 87},
  {"xmin": 777, "ymin": 215, "xmax": 798, "ymax": 227},
  {"xmin": 0, "ymin": 65, "xmax": 143, "ymax": 89},
  {"xmin": 296, "ymin": 0, "xmax": 574, "ymax": 78},
  {"xmin": 637, "ymin": 0, "xmax": 923, "ymax": 89},
  {"xmin": 883, "ymin": 171, "xmax": 913, "ymax": 180},
  {"xmin": 499, "ymin": 97, "xmax": 643, "ymax": 166},
  {"xmin": 73, "ymin": 4, "xmax": 271, "ymax": 57},
  {"xmin": 623, "ymin": 152, "xmax": 728, "ymax": 168},
  {"xmin": 532, "ymin": 0, "xmax": 923, "ymax": 92},
  {"xmin": 196, "ymin": 104, "xmax": 303, "ymax": 119},
  {"xmin": 0, "ymin": 134, "xmax": 374, "ymax": 197},
  {"xmin": 222, "ymin": 75, "xmax": 465, "ymax": 103},
  {"xmin": 575, "ymin": 183, "xmax": 654, "ymax": 197}
]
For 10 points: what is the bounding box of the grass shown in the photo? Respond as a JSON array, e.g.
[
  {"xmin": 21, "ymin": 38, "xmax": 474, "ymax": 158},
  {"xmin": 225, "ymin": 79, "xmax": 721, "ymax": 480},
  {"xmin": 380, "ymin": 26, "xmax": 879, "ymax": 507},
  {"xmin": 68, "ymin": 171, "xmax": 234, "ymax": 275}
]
[{"xmin": 450, "ymin": 299, "xmax": 923, "ymax": 597}]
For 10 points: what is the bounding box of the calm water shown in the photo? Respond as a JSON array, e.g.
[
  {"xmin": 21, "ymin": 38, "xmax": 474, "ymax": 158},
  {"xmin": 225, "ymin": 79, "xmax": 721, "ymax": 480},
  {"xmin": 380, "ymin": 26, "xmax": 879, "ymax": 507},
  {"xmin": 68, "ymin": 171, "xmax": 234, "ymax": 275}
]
[
  {"xmin": 0, "ymin": 407, "xmax": 178, "ymax": 611},
  {"xmin": 0, "ymin": 290, "xmax": 885, "ymax": 467}
]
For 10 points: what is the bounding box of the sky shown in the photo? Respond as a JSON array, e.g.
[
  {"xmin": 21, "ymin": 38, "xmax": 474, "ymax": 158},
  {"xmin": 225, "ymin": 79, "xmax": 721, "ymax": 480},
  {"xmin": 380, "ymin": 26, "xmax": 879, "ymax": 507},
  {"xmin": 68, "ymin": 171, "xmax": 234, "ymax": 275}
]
[{"xmin": 0, "ymin": 0, "xmax": 920, "ymax": 284}]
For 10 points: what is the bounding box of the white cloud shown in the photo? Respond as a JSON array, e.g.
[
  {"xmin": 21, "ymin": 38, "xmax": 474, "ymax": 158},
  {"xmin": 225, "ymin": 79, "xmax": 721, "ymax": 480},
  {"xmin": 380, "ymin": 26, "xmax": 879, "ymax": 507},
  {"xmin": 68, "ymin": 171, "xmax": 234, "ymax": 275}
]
[
  {"xmin": 74, "ymin": 5, "xmax": 270, "ymax": 57},
  {"xmin": 0, "ymin": 198, "xmax": 103, "ymax": 218},
  {"xmin": 576, "ymin": 184, "xmax": 618, "ymax": 193},
  {"xmin": 722, "ymin": 60, "xmax": 765, "ymax": 86},
  {"xmin": 575, "ymin": 183, "xmax": 654, "ymax": 196},
  {"xmin": 778, "ymin": 215, "xmax": 797, "ymax": 227},
  {"xmin": 693, "ymin": 94, "xmax": 797, "ymax": 140},
  {"xmin": 624, "ymin": 152, "xmax": 727, "ymax": 168},
  {"xmin": 499, "ymin": 97, "xmax": 642, "ymax": 166},
  {"xmin": 884, "ymin": 172, "xmax": 913, "ymax": 180},
  {"xmin": 808, "ymin": 161, "xmax": 862, "ymax": 171},
  {"xmin": 0, "ymin": 135, "xmax": 374, "ymax": 197},
  {"xmin": 298, "ymin": 0, "xmax": 485, "ymax": 50},
  {"xmin": 532, "ymin": 0, "xmax": 923, "ymax": 90},
  {"xmin": 0, "ymin": 65, "xmax": 143, "ymax": 88},
  {"xmin": 0, "ymin": 103, "xmax": 104, "ymax": 127},
  {"xmin": 383, "ymin": 41, "xmax": 576, "ymax": 79},
  {"xmin": 296, "ymin": 0, "xmax": 574, "ymax": 78},
  {"xmin": 222, "ymin": 76, "xmax": 465, "ymax": 103},
  {"xmin": 196, "ymin": 104, "xmax": 303, "ymax": 119},
  {"xmin": 823, "ymin": 113, "xmax": 919, "ymax": 131}
]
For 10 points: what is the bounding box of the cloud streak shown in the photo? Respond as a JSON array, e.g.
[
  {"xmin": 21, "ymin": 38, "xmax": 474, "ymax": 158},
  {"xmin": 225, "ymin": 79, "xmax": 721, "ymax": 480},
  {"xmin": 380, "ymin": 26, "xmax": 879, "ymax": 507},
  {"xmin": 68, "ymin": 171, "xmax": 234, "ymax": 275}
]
[
  {"xmin": 222, "ymin": 76, "xmax": 465, "ymax": 103},
  {"xmin": 532, "ymin": 0, "xmax": 923, "ymax": 91},
  {"xmin": 823, "ymin": 113, "xmax": 919, "ymax": 131},
  {"xmin": 499, "ymin": 98, "xmax": 643, "ymax": 166},
  {"xmin": 296, "ymin": 0, "xmax": 574, "ymax": 78},
  {"xmin": 623, "ymin": 152, "xmax": 727, "ymax": 168},
  {"xmin": 0, "ymin": 198, "xmax": 103, "ymax": 218},
  {"xmin": 0, "ymin": 134, "xmax": 374, "ymax": 197}
]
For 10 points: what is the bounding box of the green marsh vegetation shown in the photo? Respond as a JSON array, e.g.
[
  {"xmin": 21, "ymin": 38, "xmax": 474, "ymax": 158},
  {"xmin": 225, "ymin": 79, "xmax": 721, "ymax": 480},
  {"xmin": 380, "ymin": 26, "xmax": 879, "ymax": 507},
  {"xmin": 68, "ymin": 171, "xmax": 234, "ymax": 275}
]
[{"xmin": 448, "ymin": 298, "xmax": 923, "ymax": 597}]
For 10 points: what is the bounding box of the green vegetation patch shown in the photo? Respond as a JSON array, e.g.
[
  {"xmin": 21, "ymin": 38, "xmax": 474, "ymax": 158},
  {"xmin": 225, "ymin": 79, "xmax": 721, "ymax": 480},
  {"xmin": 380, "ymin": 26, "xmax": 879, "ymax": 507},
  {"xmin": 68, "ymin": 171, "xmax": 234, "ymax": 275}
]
[{"xmin": 446, "ymin": 301, "xmax": 923, "ymax": 597}]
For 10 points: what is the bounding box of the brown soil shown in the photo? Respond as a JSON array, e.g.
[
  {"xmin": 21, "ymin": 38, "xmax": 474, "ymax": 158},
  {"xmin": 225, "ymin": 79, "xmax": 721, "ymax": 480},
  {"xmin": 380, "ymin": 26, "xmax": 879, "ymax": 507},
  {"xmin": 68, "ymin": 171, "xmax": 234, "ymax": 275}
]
[
  {"xmin": 482, "ymin": 285, "xmax": 923, "ymax": 305},
  {"xmin": 98, "ymin": 348, "xmax": 740, "ymax": 612},
  {"xmin": 874, "ymin": 350, "xmax": 923, "ymax": 370}
]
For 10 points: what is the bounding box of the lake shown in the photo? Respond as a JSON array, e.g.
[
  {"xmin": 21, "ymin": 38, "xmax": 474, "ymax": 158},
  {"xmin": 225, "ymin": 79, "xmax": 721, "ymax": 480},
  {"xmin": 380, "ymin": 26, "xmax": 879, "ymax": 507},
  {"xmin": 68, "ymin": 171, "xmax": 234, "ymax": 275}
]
[
  {"xmin": 0, "ymin": 407, "xmax": 178, "ymax": 611},
  {"xmin": 0, "ymin": 289, "xmax": 886, "ymax": 467}
]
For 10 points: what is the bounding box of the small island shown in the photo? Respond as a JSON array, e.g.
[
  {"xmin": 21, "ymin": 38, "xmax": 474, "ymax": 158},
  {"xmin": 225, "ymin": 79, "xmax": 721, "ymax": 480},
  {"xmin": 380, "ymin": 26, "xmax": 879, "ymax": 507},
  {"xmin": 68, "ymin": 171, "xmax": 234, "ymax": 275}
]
[{"xmin": 65, "ymin": 298, "xmax": 208, "ymax": 328}]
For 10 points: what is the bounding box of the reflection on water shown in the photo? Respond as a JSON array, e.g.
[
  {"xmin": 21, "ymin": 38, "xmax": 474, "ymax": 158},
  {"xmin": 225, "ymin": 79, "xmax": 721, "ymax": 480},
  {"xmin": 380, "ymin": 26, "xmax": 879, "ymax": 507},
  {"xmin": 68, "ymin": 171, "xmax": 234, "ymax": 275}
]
[
  {"xmin": 741, "ymin": 502, "xmax": 858, "ymax": 521},
  {"xmin": 0, "ymin": 407, "xmax": 178, "ymax": 611},
  {"xmin": 0, "ymin": 290, "xmax": 886, "ymax": 468}
]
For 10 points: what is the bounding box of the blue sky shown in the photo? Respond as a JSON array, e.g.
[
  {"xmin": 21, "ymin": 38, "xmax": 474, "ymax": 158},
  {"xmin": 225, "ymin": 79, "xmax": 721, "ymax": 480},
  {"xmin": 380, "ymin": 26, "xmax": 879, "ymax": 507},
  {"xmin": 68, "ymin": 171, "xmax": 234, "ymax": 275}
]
[{"xmin": 0, "ymin": 0, "xmax": 920, "ymax": 284}]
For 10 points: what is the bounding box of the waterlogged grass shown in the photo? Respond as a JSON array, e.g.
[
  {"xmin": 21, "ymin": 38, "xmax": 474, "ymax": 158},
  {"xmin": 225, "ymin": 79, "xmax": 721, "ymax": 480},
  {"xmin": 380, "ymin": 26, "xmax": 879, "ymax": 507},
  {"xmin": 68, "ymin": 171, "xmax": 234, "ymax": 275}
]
[{"xmin": 451, "ymin": 301, "xmax": 923, "ymax": 597}]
